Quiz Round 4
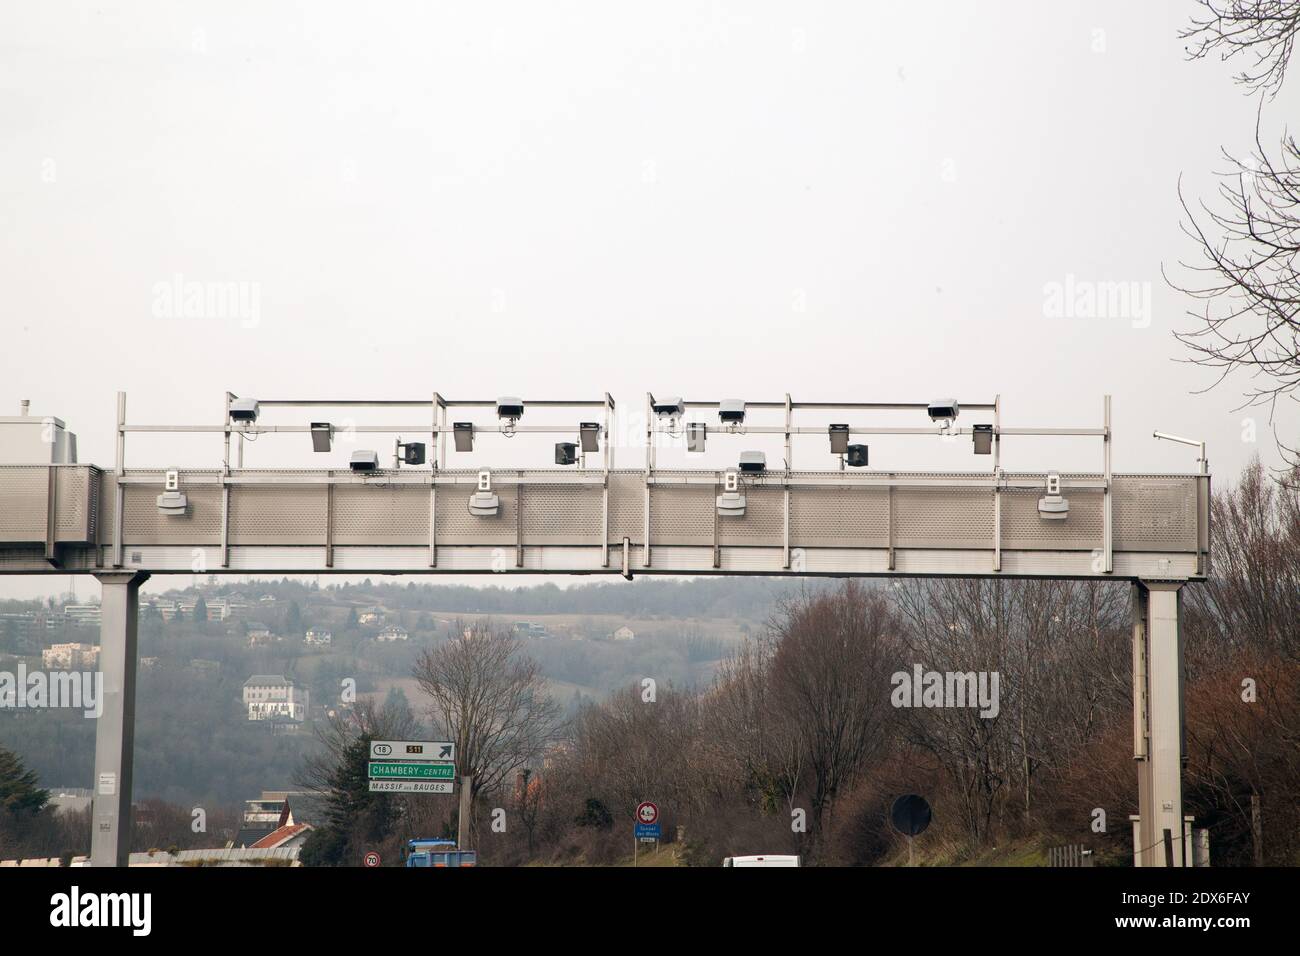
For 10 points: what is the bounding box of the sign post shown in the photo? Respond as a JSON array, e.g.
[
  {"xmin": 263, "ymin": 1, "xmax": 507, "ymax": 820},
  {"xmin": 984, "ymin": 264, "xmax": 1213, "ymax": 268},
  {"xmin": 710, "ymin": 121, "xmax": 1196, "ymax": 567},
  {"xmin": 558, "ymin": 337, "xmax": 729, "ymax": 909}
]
[{"xmin": 634, "ymin": 801, "xmax": 660, "ymax": 866}]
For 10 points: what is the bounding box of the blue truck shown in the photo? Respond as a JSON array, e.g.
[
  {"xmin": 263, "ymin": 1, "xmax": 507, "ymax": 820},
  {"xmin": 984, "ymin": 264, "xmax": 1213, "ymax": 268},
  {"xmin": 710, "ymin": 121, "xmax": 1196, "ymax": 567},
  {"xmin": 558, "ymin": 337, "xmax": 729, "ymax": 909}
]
[{"xmin": 403, "ymin": 839, "xmax": 477, "ymax": 868}]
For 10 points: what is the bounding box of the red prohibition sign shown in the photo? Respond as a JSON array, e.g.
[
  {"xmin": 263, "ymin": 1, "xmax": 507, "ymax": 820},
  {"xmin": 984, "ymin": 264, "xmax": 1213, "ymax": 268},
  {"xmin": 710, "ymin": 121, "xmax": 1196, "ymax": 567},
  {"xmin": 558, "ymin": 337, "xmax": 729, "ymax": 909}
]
[
  {"xmin": 636, "ymin": 801, "xmax": 659, "ymax": 825},
  {"xmin": 363, "ymin": 851, "xmax": 381, "ymax": 868}
]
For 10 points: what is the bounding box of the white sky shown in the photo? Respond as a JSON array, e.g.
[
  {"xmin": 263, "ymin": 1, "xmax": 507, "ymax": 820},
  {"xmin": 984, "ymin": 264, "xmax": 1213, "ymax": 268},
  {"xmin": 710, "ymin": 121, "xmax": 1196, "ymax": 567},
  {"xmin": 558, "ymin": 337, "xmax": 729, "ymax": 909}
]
[{"xmin": 2, "ymin": 1, "xmax": 1297, "ymax": 600}]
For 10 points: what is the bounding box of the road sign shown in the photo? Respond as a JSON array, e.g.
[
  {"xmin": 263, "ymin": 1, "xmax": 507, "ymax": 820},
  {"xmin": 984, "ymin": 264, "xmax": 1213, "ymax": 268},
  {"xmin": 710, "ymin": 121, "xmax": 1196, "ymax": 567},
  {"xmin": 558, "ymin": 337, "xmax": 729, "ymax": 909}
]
[
  {"xmin": 369, "ymin": 761, "xmax": 456, "ymax": 780},
  {"xmin": 635, "ymin": 823, "xmax": 661, "ymax": 840},
  {"xmin": 363, "ymin": 851, "xmax": 381, "ymax": 867},
  {"xmin": 370, "ymin": 740, "xmax": 455, "ymax": 762},
  {"xmin": 635, "ymin": 801, "xmax": 659, "ymax": 825},
  {"xmin": 368, "ymin": 780, "xmax": 454, "ymax": 794}
]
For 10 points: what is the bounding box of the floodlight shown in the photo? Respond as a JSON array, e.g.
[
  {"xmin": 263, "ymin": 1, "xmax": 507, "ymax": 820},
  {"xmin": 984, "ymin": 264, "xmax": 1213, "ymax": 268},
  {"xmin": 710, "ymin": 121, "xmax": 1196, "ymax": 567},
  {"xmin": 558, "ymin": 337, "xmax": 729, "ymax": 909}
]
[
  {"xmin": 719, "ymin": 400, "xmax": 746, "ymax": 424},
  {"xmin": 555, "ymin": 442, "xmax": 578, "ymax": 466},
  {"xmin": 845, "ymin": 444, "xmax": 869, "ymax": 467},
  {"xmin": 496, "ymin": 397, "xmax": 525, "ymax": 421},
  {"xmin": 972, "ymin": 424, "xmax": 993, "ymax": 455},
  {"xmin": 738, "ymin": 451, "xmax": 766, "ymax": 473},
  {"xmin": 310, "ymin": 422, "xmax": 333, "ymax": 453},
  {"xmin": 349, "ymin": 450, "xmax": 380, "ymax": 472},
  {"xmin": 400, "ymin": 441, "xmax": 426, "ymax": 466},
  {"xmin": 829, "ymin": 424, "xmax": 850, "ymax": 455},
  {"xmin": 927, "ymin": 399, "xmax": 960, "ymax": 423},
  {"xmin": 469, "ymin": 470, "xmax": 500, "ymax": 516},
  {"xmin": 453, "ymin": 422, "xmax": 474, "ymax": 452},
  {"xmin": 686, "ymin": 423, "xmax": 707, "ymax": 453},
  {"xmin": 716, "ymin": 492, "xmax": 747, "ymax": 517},
  {"xmin": 229, "ymin": 399, "xmax": 259, "ymax": 422},
  {"xmin": 1038, "ymin": 472, "xmax": 1069, "ymax": 520},
  {"xmin": 579, "ymin": 422, "xmax": 600, "ymax": 453},
  {"xmin": 652, "ymin": 397, "xmax": 684, "ymax": 418}
]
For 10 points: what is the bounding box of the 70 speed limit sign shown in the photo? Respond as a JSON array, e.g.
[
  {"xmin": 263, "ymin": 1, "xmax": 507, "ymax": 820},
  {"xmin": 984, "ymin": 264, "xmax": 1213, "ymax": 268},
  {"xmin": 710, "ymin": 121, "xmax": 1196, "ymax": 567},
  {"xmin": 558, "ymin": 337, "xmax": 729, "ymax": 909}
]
[{"xmin": 636, "ymin": 801, "xmax": 659, "ymax": 825}]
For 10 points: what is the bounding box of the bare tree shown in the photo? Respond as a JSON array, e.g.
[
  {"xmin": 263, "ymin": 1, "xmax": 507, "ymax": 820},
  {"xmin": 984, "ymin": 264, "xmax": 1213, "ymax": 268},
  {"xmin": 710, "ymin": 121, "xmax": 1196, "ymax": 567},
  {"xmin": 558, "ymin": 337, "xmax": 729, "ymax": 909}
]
[
  {"xmin": 765, "ymin": 582, "xmax": 899, "ymax": 856},
  {"xmin": 412, "ymin": 621, "xmax": 560, "ymax": 838},
  {"xmin": 1170, "ymin": 120, "xmax": 1300, "ymax": 462},
  {"xmin": 1182, "ymin": 0, "xmax": 1300, "ymax": 94}
]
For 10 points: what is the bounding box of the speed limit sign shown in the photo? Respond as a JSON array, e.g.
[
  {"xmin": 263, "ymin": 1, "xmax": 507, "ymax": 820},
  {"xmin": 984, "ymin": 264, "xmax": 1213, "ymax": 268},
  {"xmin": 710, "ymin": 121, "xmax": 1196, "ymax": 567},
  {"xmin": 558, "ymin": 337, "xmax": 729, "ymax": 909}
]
[
  {"xmin": 636, "ymin": 801, "xmax": 659, "ymax": 825},
  {"xmin": 363, "ymin": 851, "xmax": 381, "ymax": 868}
]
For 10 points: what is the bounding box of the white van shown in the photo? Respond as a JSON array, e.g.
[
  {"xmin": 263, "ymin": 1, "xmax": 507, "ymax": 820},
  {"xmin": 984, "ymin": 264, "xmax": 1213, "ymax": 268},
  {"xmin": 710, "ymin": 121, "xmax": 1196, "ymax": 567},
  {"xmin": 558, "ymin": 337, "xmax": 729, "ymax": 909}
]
[{"xmin": 722, "ymin": 855, "xmax": 801, "ymax": 867}]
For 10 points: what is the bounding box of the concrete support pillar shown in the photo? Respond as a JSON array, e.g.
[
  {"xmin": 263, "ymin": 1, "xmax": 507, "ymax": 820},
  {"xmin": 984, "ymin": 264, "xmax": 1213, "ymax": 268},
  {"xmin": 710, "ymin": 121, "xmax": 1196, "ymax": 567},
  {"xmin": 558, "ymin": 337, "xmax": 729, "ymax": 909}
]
[
  {"xmin": 1132, "ymin": 579, "xmax": 1185, "ymax": 867},
  {"xmin": 90, "ymin": 570, "xmax": 149, "ymax": 867}
]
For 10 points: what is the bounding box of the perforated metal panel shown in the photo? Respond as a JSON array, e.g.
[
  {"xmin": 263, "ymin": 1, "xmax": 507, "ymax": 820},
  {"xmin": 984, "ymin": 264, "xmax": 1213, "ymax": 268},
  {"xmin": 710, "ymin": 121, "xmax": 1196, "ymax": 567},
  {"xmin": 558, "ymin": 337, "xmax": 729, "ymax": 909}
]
[
  {"xmin": 333, "ymin": 485, "xmax": 426, "ymax": 545},
  {"xmin": 789, "ymin": 485, "xmax": 889, "ymax": 547},
  {"xmin": 892, "ymin": 486, "xmax": 993, "ymax": 548},
  {"xmin": 437, "ymin": 481, "xmax": 518, "ymax": 545},
  {"xmin": 230, "ymin": 476, "xmax": 326, "ymax": 545},
  {"xmin": 650, "ymin": 483, "xmax": 714, "ymax": 545},
  {"xmin": 0, "ymin": 466, "xmax": 48, "ymax": 541},
  {"xmin": 719, "ymin": 485, "xmax": 784, "ymax": 546},
  {"xmin": 1000, "ymin": 487, "xmax": 1104, "ymax": 550},
  {"xmin": 122, "ymin": 481, "xmax": 224, "ymax": 545},
  {"xmin": 0, "ymin": 466, "xmax": 1207, "ymax": 576},
  {"xmin": 607, "ymin": 473, "xmax": 644, "ymax": 543},
  {"xmin": 521, "ymin": 483, "xmax": 603, "ymax": 544},
  {"xmin": 1112, "ymin": 477, "xmax": 1198, "ymax": 552}
]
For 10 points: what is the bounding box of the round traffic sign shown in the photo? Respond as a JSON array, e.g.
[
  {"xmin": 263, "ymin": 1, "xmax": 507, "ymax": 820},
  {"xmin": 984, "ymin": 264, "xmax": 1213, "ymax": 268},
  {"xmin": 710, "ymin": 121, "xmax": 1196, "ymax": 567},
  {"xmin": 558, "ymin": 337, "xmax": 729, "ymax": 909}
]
[
  {"xmin": 636, "ymin": 801, "xmax": 659, "ymax": 825},
  {"xmin": 363, "ymin": 851, "xmax": 382, "ymax": 868}
]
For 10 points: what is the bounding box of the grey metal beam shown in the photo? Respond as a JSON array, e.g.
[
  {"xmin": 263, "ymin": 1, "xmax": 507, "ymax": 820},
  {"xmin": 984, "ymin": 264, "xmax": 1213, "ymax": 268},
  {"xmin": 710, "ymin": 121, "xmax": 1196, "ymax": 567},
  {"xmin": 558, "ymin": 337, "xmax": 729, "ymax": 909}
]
[{"xmin": 90, "ymin": 569, "xmax": 149, "ymax": 867}]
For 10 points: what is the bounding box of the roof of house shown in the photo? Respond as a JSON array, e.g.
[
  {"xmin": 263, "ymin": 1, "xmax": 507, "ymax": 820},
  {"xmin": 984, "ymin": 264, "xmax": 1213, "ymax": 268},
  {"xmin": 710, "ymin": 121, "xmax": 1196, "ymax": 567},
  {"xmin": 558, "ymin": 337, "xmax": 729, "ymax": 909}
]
[
  {"xmin": 250, "ymin": 823, "xmax": 312, "ymax": 849},
  {"xmin": 244, "ymin": 675, "xmax": 291, "ymax": 687}
]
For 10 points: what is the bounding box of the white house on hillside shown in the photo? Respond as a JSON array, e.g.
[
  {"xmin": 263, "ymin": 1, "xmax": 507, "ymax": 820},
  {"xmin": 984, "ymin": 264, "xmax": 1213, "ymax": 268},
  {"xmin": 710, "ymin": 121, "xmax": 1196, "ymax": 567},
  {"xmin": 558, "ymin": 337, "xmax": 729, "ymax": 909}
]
[{"xmin": 612, "ymin": 625, "xmax": 635, "ymax": 641}]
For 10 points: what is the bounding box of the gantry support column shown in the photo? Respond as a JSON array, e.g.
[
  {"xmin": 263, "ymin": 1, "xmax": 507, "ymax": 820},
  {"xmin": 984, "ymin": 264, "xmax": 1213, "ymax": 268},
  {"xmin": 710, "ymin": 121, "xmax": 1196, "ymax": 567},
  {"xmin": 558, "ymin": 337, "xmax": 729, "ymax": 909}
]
[
  {"xmin": 90, "ymin": 570, "xmax": 149, "ymax": 867},
  {"xmin": 1132, "ymin": 579, "xmax": 1186, "ymax": 866}
]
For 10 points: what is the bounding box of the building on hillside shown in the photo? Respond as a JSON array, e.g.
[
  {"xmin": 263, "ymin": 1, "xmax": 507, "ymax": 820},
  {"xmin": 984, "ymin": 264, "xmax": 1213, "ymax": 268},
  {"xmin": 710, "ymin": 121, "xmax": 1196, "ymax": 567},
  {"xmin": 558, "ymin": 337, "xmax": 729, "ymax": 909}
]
[
  {"xmin": 246, "ymin": 624, "xmax": 273, "ymax": 647},
  {"xmin": 62, "ymin": 604, "xmax": 101, "ymax": 628},
  {"xmin": 242, "ymin": 676, "xmax": 309, "ymax": 723},
  {"xmin": 512, "ymin": 622, "xmax": 549, "ymax": 639},
  {"xmin": 612, "ymin": 625, "xmax": 636, "ymax": 641},
  {"xmin": 304, "ymin": 628, "xmax": 332, "ymax": 646},
  {"xmin": 42, "ymin": 642, "xmax": 100, "ymax": 669},
  {"xmin": 358, "ymin": 609, "xmax": 384, "ymax": 626},
  {"xmin": 232, "ymin": 791, "xmax": 302, "ymax": 848},
  {"xmin": 376, "ymin": 625, "xmax": 408, "ymax": 642}
]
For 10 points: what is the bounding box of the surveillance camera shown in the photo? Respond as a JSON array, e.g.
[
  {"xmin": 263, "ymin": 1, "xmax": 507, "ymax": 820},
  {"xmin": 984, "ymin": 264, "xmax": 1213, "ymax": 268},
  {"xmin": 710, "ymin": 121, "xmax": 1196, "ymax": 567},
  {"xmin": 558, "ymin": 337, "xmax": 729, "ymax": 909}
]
[
  {"xmin": 349, "ymin": 450, "xmax": 380, "ymax": 472},
  {"xmin": 718, "ymin": 400, "xmax": 746, "ymax": 424},
  {"xmin": 229, "ymin": 399, "xmax": 259, "ymax": 422},
  {"xmin": 496, "ymin": 397, "xmax": 525, "ymax": 420},
  {"xmin": 400, "ymin": 442, "xmax": 426, "ymax": 466},
  {"xmin": 554, "ymin": 442, "xmax": 578, "ymax": 466},
  {"xmin": 652, "ymin": 397, "xmax": 684, "ymax": 418},
  {"xmin": 845, "ymin": 444, "xmax": 869, "ymax": 467},
  {"xmin": 738, "ymin": 451, "xmax": 766, "ymax": 473},
  {"xmin": 927, "ymin": 399, "xmax": 960, "ymax": 422}
]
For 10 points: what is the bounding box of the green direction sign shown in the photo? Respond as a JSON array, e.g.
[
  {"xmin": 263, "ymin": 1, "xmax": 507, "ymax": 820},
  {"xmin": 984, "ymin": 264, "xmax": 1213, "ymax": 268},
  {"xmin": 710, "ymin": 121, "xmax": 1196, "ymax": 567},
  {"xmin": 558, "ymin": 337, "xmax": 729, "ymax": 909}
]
[{"xmin": 369, "ymin": 761, "xmax": 455, "ymax": 780}]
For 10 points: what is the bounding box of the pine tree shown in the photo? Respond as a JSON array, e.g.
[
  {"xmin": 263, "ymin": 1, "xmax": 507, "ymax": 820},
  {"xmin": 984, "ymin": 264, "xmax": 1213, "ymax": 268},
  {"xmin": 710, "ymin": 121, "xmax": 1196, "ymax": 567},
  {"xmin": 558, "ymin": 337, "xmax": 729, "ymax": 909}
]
[{"xmin": 0, "ymin": 746, "xmax": 49, "ymax": 816}]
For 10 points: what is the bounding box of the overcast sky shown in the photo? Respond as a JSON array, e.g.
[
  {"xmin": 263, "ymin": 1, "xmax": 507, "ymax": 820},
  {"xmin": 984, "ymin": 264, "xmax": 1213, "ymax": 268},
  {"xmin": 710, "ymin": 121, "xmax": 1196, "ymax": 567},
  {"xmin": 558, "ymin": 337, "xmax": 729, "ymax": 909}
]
[{"xmin": 2, "ymin": 1, "xmax": 1296, "ymax": 600}]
